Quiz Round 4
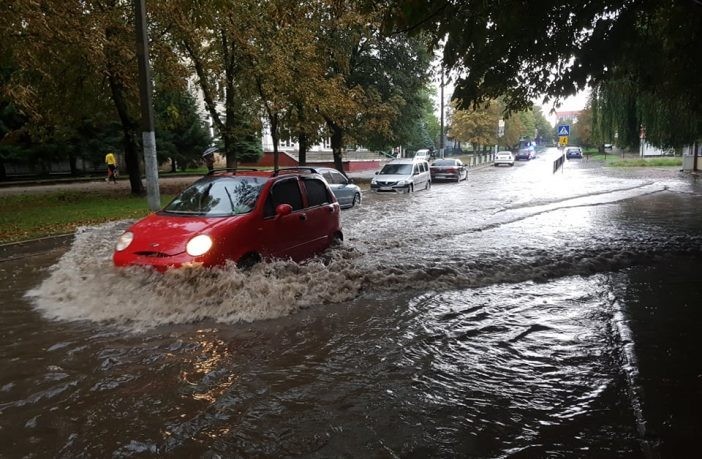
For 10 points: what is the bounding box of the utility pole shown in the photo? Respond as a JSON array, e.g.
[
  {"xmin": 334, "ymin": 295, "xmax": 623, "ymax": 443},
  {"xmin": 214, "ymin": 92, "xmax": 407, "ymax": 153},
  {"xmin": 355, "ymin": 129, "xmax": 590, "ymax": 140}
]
[
  {"xmin": 440, "ymin": 68, "xmax": 445, "ymax": 158},
  {"xmin": 134, "ymin": 0, "xmax": 160, "ymax": 211}
]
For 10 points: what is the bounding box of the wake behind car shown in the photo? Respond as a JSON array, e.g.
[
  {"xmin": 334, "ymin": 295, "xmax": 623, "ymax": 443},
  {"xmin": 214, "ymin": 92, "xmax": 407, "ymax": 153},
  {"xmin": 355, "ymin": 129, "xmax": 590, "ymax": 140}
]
[
  {"xmin": 494, "ymin": 150, "xmax": 515, "ymax": 166},
  {"xmin": 370, "ymin": 158, "xmax": 431, "ymax": 193},
  {"xmin": 430, "ymin": 158, "xmax": 467, "ymax": 182},
  {"xmin": 113, "ymin": 170, "xmax": 343, "ymax": 271}
]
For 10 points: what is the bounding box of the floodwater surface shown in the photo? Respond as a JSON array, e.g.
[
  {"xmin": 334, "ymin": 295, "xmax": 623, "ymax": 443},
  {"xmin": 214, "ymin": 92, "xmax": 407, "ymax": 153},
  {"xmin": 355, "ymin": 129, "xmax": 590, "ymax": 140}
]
[{"xmin": 1, "ymin": 149, "xmax": 701, "ymax": 457}]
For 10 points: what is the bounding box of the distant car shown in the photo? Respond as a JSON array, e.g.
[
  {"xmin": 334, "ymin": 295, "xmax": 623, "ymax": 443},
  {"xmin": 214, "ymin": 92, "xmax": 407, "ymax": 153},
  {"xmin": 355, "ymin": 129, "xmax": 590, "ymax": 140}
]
[
  {"xmin": 430, "ymin": 158, "xmax": 467, "ymax": 182},
  {"xmin": 566, "ymin": 147, "xmax": 583, "ymax": 159},
  {"xmin": 603, "ymin": 143, "xmax": 613, "ymax": 151},
  {"xmin": 113, "ymin": 170, "xmax": 343, "ymax": 271},
  {"xmin": 494, "ymin": 151, "xmax": 515, "ymax": 166},
  {"xmin": 276, "ymin": 167, "xmax": 362, "ymax": 209},
  {"xmin": 515, "ymin": 147, "xmax": 536, "ymax": 160},
  {"xmin": 413, "ymin": 149, "xmax": 432, "ymax": 162},
  {"xmin": 370, "ymin": 158, "xmax": 431, "ymax": 193}
]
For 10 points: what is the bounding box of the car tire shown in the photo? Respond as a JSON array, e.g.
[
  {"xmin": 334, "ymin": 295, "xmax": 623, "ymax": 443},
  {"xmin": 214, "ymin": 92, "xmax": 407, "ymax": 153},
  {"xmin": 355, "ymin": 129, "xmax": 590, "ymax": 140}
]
[
  {"xmin": 352, "ymin": 192, "xmax": 361, "ymax": 207},
  {"xmin": 426, "ymin": 180, "xmax": 431, "ymax": 190},
  {"xmin": 330, "ymin": 231, "xmax": 344, "ymax": 247},
  {"xmin": 237, "ymin": 252, "xmax": 261, "ymax": 270}
]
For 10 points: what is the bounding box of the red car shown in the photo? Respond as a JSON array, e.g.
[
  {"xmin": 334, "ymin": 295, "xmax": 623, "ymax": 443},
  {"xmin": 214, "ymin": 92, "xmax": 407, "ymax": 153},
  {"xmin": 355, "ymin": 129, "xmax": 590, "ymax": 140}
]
[{"xmin": 113, "ymin": 170, "xmax": 343, "ymax": 271}]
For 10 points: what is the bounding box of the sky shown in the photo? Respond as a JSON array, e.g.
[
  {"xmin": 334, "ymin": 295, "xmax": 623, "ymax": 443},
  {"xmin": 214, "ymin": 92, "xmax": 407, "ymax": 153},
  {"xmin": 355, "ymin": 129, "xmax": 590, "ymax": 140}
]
[{"xmin": 538, "ymin": 90, "xmax": 590, "ymax": 127}]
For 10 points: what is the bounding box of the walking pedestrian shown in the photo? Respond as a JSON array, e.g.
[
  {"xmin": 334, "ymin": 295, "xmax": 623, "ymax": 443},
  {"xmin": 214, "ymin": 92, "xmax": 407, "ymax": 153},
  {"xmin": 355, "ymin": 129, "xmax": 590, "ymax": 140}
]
[{"xmin": 105, "ymin": 151, "xmax": 118, "ymax": 183}]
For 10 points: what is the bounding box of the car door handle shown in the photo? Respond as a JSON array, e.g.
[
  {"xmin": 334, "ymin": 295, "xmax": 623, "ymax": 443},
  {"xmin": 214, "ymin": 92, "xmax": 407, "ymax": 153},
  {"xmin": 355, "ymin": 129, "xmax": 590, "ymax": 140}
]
[{"xmin": 299, "ymin": 213, "xmax": 307, "ymax": 221}]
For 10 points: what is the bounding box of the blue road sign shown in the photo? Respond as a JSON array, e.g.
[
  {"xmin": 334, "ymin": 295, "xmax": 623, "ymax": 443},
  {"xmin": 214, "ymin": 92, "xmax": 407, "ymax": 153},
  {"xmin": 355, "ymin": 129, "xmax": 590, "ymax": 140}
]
[{"xmin": 557, "ymin": 125, "xmax": 570, "ymax": 137}]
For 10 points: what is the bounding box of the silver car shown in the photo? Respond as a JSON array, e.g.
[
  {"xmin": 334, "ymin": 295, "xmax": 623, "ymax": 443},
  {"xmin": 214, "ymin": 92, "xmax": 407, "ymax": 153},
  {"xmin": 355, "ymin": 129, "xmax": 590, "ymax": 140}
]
[
  {"xmin": 370, "ymin": 158, "xmax": 431, "ymax": 193},
  {"xmin": 315, "ymin": 167, "xmax": 362, "ymax": 209},
  {"xmin": 274, "ymin": 167, "xmax": 362, "ymax": 209}
]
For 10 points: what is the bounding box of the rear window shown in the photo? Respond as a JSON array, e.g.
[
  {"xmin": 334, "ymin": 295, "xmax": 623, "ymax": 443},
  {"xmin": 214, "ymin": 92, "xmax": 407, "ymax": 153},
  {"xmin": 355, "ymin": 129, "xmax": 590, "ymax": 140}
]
[
  {"xmin": 303, "ymin": 178, "xmax": 331, "ymax": 207},
  {"xmin": 163, "ymin": 177, "xmax": 264, "ymax": 216},
  {"xmin": 432, "ymin": 159, "xmax": 455, "ymax": 166}
]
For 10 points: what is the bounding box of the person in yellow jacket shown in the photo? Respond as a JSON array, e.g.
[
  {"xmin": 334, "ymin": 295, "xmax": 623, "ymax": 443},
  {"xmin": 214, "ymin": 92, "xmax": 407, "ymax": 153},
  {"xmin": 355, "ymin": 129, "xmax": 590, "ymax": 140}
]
[{"xmin": 105, "ymin": 151, "xmax": 118, "ymax": 183}]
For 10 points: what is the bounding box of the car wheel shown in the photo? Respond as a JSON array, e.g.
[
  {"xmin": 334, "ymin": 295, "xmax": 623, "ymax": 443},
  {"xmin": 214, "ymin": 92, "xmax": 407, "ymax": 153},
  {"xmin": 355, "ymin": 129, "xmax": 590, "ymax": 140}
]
[
  {"xmin": 330, "ymin": 231, "xmax": 344, "ymax": 247},
  {"xmin": 352, "ymin": 192, "xmax": 361, "ymax": 207},
  {"xmin": 426, "ymin": 180, "xmax": 431, "ymax": 190},
  {"xmin": 237, "ymin": 252, "xmax": 261, "ymax": 270}
]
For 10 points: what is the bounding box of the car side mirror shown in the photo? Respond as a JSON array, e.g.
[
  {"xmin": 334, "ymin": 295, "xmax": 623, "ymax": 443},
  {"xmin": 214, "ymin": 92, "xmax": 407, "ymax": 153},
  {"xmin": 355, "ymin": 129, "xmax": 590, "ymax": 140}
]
[
  {"xmin": 275, "ymin": 203, "xmax": 293, "ymax": 217},
  {"xmin": 347, "ymin": 178, "xmax": 354, "ymax": 184}
]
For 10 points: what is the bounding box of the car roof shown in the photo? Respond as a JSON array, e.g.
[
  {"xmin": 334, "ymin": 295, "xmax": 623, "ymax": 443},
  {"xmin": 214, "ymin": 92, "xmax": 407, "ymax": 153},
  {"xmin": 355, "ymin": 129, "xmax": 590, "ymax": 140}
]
[{"xmin": 386, "ymin": 158, "xmax": 416, "ymax": 164}]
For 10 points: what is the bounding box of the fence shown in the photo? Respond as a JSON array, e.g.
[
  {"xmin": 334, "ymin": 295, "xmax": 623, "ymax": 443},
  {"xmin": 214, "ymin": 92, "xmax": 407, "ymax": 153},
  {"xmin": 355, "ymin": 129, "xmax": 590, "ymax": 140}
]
[{"xmin": 553, "ymin": 153, "xmax": 565, "ymax": 173}]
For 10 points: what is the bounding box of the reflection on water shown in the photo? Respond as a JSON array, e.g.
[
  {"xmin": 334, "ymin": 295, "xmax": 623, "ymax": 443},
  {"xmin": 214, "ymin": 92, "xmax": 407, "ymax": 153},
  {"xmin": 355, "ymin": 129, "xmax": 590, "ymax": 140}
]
[{"xmin": 2, "ymin": 153, "xmax": 702, "ymax": 456}]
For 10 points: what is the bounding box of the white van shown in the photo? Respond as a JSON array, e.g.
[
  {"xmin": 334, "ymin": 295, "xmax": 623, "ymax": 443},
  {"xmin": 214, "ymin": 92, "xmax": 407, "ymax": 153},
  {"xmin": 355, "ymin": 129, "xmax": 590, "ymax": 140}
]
[
  {"xmin": 370, "ymin": 158, "xmax": 431, "ymax": 193},
  {"xmin": 413, "ymin": 149, "xmax": 431, "ymax": 162}
]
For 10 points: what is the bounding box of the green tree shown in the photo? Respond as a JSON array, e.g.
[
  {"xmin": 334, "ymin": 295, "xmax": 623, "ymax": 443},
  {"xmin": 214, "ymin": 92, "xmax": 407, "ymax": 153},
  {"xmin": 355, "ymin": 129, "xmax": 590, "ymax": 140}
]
[
  {"xmin": 386, "ymin": 0, "xmax": 702, "ymax": 146},
  {"xmin": 164, "ymin": 0, "xmax": 263, "ymax": 168},
  {"xmin": 154, "ymin": 86, "xmax": 212, "ymax": 172}
]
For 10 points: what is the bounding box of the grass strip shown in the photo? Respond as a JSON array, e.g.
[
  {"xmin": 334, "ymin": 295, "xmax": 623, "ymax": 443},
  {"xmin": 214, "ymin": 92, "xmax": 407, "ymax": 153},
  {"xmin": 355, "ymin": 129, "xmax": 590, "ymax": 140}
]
[{"xmin": 0, "ymin": 191, "xmax": 173, "ymax": 244}]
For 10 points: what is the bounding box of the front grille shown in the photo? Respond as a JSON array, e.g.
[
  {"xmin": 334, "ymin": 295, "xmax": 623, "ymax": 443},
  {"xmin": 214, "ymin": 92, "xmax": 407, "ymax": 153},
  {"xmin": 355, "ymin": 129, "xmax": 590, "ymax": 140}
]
[{"xmin": 134, "ymin": 251, "xmax": 170, "ymax": 258}]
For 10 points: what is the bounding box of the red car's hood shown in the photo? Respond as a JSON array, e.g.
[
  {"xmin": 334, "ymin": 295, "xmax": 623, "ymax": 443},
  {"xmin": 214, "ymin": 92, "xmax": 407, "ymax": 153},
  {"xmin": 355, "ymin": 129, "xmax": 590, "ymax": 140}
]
[{"xmin": 126, "ymin": 213, "xmax": 231, "ymax": 255}]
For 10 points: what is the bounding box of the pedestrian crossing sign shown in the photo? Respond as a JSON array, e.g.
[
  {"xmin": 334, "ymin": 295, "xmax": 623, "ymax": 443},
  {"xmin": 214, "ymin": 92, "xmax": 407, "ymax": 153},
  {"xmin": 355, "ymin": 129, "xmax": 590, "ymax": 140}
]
[
  {"xmin": 559, "ymin": 136, "xmax": 569, "ymax": 146},
  {"xmin": 558, "ymin": 125, "xmax": 570, "ymax": 136}
]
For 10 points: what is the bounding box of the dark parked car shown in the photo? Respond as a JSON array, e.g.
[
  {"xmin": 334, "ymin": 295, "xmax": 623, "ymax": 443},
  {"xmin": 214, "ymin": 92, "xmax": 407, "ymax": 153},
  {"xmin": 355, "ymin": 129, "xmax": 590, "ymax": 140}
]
[
  {"xmin": 566, "ymin": 147, "xmax": 583, "ymax": 159},
  {"xmin": 430, "ymin": 158, "xmax": 467, "ymax": 182},
  {"xmin": 515, "ymin": 147, "xmax": 536, "ymax": 160}
]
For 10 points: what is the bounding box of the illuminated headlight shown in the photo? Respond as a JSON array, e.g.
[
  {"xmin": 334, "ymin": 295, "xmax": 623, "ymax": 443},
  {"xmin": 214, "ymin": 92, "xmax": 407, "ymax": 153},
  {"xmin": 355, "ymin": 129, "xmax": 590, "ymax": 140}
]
[
  {"xmin": 115, "ymin": 231, "xmax": 133, "ymax": 251},
  {"xmin": 186, "ymin": 234, "xmax": 213, "ymax": 257}
]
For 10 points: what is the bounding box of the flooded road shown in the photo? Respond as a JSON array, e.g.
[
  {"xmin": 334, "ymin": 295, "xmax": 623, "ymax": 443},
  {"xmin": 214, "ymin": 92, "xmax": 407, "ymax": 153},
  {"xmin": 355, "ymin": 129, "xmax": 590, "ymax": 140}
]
[{"xmin": 2, "ymin": 148, "xmax": 702, "ymax": 457}]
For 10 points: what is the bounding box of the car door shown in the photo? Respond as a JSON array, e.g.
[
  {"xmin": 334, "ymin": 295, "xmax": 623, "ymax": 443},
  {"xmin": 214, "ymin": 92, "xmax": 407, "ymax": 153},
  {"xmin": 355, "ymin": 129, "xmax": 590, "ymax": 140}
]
[
  {"xmin": 414, "ymin": 162, "xmax": 428, "ymax": 189},
  {"xmin": 300, "ymin": 177, "xmax": 338, "ymax": 254},
  {"xmin": 323, "ymin": 169, "xmax": 352, "ymax": 207},
  {"xmin": 258, "ymin": 177, "xmax": 308, "ymax": 260}
]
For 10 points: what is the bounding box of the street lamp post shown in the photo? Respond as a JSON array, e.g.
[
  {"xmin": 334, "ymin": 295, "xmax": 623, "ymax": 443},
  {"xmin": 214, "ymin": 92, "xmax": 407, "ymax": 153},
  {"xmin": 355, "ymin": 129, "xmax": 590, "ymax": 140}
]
[{"xmin": 134, "ymin": 0, "xmax": 160, "ymax": 211}]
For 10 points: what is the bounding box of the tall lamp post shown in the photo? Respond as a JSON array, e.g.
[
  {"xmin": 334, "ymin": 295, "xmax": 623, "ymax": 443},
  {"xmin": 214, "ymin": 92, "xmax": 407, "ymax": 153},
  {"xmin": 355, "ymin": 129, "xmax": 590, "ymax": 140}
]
[
  {"xmin": 440, "ymin": 69, "xmax": 445, "ymax": 159},
  {"xmin": 134, "ymin": 0, "xmax": 160, "ymax": 211}
]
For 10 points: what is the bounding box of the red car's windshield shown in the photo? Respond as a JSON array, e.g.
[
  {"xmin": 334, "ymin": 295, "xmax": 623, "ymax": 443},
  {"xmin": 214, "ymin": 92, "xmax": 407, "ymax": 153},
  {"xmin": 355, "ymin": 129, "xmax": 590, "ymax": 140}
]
[{"xmin": 163, "ymin": 177, "xmax": 266, "ymax": 216}]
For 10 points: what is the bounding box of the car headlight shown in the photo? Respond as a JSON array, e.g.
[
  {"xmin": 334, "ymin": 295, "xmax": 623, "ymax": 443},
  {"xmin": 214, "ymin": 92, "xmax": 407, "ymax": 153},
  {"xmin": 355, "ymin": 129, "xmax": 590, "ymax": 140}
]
[
  {"xmin": 115, "ymin": 231, "xmax": 133, "ymax": 251},
  {"xmin": 396, "ymin": 180, "xmax": 408, "ymax": 186},
  {"xmin": 186, "ymin": 234, "xmax": 213, "ymax": 257}
]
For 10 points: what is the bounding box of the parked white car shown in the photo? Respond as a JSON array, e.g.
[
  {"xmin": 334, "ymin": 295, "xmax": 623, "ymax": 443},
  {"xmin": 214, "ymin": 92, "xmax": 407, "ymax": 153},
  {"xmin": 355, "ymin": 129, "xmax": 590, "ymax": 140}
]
[
  {"xmin": 413, "ymin": 149, "xmax": 432, "ymax": 162},
  {"xmin": 370, "ymin": 158, "xmax": 431, "ymax": 193},
  {"xmin": 494, "ymin": 151, "xmax": 515, "ymax": 166}
]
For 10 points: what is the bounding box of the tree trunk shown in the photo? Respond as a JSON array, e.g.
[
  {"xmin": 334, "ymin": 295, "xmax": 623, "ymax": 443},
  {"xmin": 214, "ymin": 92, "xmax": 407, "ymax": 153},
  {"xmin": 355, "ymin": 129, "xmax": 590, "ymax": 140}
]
[
  {"xmin": 0, "ymin": 160, "xmax": 5, "ymax": 181},
  {"xmin": 298, "ymin": 132, "xmax": 308, "ymax": 166},
  {"xmin": 170, "ymin": 158, "xmax": 176, "ymax": 173},
  {"xmin": 271, "ymin": 113, "xmax": 280, "ymax": 172},
  {"xmin": 327, "ymin": 119, "xmax": 345, "ymax": 175},
  {"xmin": 122, "ymin": 128, "xmax": 144, "ymax": 194},
  {"xmin": 69, "ymin": 154, "xmax": 78, "ymax": 176}
]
